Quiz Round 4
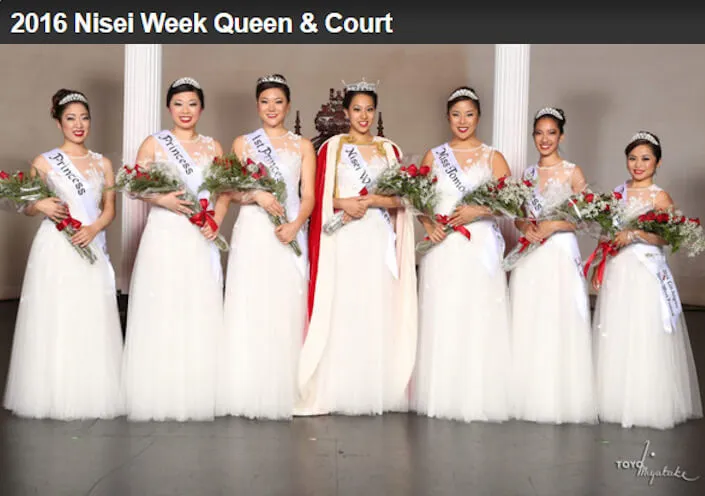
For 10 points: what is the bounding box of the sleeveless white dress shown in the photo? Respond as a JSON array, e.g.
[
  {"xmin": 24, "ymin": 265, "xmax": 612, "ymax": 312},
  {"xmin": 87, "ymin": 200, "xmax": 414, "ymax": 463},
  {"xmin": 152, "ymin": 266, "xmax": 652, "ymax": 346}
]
[
  {"xmin": 412, "ymin": 144, "xmax": 512, "ymax": 422},
  {"xmin": 3, "ymin": 151, "xmax": 124, "ymax": 419},
  {"xmin": 593, "ymin": 183, "xmax": 703, "ymax": 429},
  {"xmin": 216, "ymin": 131, "xmax": 307, "ymax": 420},
  {"xmin": 508, "ymin": 161, "xmax": 597, "ymax": 424},
  {"xmin": 297, "ymin": 142, "xmax": 406, "ymax": 415},
  {"xmin": 121, "ymin": 134, "xmax": 224, "ymax": 422}
]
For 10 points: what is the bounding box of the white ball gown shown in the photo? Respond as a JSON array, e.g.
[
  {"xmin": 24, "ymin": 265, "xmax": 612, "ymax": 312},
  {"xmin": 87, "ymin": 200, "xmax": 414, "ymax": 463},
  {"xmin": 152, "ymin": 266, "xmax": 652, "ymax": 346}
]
[
  {"xmin": 216, "ymin": 131, "xmax": 308, "ymax": 420},
  {"xmin": 121, "ymin": 134, "xmax": 224, "ymax": 421},
  {"xmin": 508, "ymin": 160, "xmax": 597, "ymax": 424},
  {"xmin": 3, "ymin": 150, "xmax": 124, "ymax": 419},
  {"xmin": 593, "ymin": 183, "xmax": 703, "ymax": 429},
  {"xmin": 412, "ymin": 144, "xmax": 512, "ymax": 422},
  {"xmin": 295, "ymin": 135, "xmax": 417, "ymax": 416}
]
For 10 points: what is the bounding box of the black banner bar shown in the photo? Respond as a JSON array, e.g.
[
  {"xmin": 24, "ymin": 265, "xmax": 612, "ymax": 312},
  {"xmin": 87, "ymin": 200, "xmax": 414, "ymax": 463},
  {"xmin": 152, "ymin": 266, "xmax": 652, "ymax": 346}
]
[{"xmin": 1, "ymin": 2, "xmax": 704, "ymax": 43}]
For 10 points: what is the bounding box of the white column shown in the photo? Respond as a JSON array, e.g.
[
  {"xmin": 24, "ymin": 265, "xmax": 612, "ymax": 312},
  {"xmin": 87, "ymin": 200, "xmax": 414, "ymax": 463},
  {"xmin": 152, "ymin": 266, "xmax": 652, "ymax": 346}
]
[
  {"xmin": 492, "ymin": 44, "xmax": 531, "ymax": 248},
  {"xmin": 119, "ymin": 44, "xmax": 162, "ymax": 293}
]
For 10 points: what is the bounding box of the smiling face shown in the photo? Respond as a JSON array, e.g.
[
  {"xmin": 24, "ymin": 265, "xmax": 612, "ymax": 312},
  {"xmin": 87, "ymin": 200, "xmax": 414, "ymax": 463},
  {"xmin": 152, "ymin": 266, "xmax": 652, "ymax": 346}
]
[
  {"xmin": 447, "ymin": 99, "xmax": 479, "ymax": 140},
  {"xmin": 257, "ymin": 87, "xmax": 290, "ymax": 128},
  {"xmin": 627, "ymin": 143, "xmax": 660, "ymax": 182},
  {"xmin": 56, "ymin": 102, "xmax": 90, "ymax": 144},
  {"xmin": 532, "ymin": 116, "xmax": 563, "ymax": 157},
  {"xmin": 344, "ymin": 93, "xmax": 376, "ymax": 136},
  {"xmin": 168, "ymin": 91, "xmax": 202, "ymax": 130}
]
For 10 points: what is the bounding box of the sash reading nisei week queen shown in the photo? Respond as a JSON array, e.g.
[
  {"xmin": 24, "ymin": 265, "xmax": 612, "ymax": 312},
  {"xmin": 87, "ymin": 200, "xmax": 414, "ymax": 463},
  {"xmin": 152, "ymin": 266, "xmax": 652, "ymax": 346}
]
[
  {"xmin": 340, "ymin": 143, "xmax": 398, "ymax": 279},
  {"xmin": 614, "ymin": 182, "xmax": 682, "ymax": 332},
  {"xmin": 245, "ymin": 128, "xmax": 308, "ymax": 278},
  {"xmin": 153, "ymin": 130, "xmax": 222, "ymax": 284}
]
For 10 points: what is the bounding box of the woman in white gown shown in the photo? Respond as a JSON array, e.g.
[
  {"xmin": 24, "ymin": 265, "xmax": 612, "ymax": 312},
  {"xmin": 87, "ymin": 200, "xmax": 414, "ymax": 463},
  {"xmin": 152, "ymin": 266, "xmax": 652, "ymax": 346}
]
[
  {"xmin": 121, "ymin": 77, "xmax": 225, "ymax": 421},
  {"xmin": 412, "ymin": 86, "xmax": 513, "ymax": 422},
  {"xmin": 591, "ymin": 131, "xmax": 703, "ymax": 429},
  {"xmin": 215, "ymin": 74, "xmax": 316, "ymax": 420},
  {"xmin": 509, "ymin": 107, "xmax": 597, "ymax": 424},
  {"xmin": 295, "ymin": 80, "xmax": 417, "ymax": 416},
  {"xmin": 3, "ymin": 89, "xmax": 123, "ymax": 419}
]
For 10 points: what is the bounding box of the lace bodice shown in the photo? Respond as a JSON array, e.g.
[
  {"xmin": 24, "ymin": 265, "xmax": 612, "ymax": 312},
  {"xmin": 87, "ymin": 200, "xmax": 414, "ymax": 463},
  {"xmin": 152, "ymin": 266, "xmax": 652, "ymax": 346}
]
[
  {"xmin": 524, "ymin": 160, "xmax": 579, "ymax": 214},
  {"xmin": 335, "ymin": 141, "xmax": 393, "ymax": 198},
  {"xmin": 433, "ymin": 143, "xmax": 495, "ymax": 215},
  {"xmin": 153, "ymin": 133, "xmax": 217, "ymax": 170},
  {"xmin": 44, "ymin": 150, "xmax": 106, "ymax": 221},
  {"xmin": 241, "ymin": 131, "xmax": 303, "ymax": 187},
  {"xmin": 619, "ymin": 183, "xmax": 663, "ymax": 222}
]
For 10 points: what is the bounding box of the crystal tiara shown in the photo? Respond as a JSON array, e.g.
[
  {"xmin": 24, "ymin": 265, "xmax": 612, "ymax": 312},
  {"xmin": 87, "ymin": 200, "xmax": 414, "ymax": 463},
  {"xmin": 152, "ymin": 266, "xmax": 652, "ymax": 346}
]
[
  {"xmin": 58, "ymin": 93, "xmax": 88, "ymax": 106},
  {"xmin": 171, "ymin": 77, "xmax": 201, "ymax": 89},
  {"xmin": 343, "ymin": 78, "xmax": 378, "ymax": 92},
  {"xmin": 535, "ymin": 107, "xmax": 563, "ymax": 121},
  {"xmin": 257, "ymin": 75, "xmax": 288, "ymax": 86},
  {"xmin": 448, "ymin": 88, "xmax": 478, "ymax": 101},
  {"xmin": 629, "ymin": 131, "xmax": 660, "ymax": 147}
]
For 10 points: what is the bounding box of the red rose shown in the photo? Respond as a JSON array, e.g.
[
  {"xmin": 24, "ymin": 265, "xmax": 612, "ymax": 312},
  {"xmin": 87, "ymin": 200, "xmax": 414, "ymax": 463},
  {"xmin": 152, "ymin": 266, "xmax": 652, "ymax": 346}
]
[
  {"xmin": 432, "ymin": 177, "xmax": 438, "ymax": 183},
  {"xmin": 613, "ymin": 192, "xmax": 623, "ymax": 200},
  {"xmin": 400, "ymin": 166, "xmax": 407, "ymax": 172},
  {"xmin": 407, "ymin": 164, "xmax": 418, "ymax": 177},
  {"xmin": 638, "ymin": 214, "xmax": 647, "ymax": 222},
  {"xmin": 676, "ymin": 216, "xmax": 685, "ymax": 224},
  {"xmin": 523, "ymin": 180, "xmax": 533, "ymax": 187},
  {"xmin": 689, "ymin": 217, "xmax": 701, "ymax": 226},
  {"xmin": 604, "ymin": 205, "xmax": 611, "ymax": 212},
  {"xmin": 0, "ymin": 171, "xmax": 9, "ymax": 180},
  {"xmin": 419, "ymin": 165, "xmax": 431, "ymax": 176},
  {"xmin": 17, "ymin": 172, "xmax": 24, "ymax": 181},
  {"xmin": 584, "ymin": 193, "xmax": 594, "ymax": 202},
  {"xmin": 359, "ymin": 187, "xmax": 369, "ymax": 196},
  {"xmin": 246, "ymin": 158, "xmax": 255, "ymax": 165},
  {"xmin": 656, "ymin": 213, "xmax": 669, "ymax": 223},
  {"xmin": 646, "ymin": 211, "xmax": 657, "ymax": 221}
]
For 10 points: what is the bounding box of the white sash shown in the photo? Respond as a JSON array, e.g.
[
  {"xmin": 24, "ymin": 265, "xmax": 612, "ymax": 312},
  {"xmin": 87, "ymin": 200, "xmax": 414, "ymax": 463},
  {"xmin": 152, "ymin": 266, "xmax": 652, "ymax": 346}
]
[
  {"xmin": 341, "ymin": 143, "xmax": 398, "ymax": 279},
  {"xmin": 245, "ymin": 128, "xmax": 308, "ymax": 279},
  {"xmin": 43, "ymin": 148, "xmax": 115, "ymax": 286},
  {"xmin": 153, "ymin": 130, "xmax": 222, "ymax": 284},
  {"xmin": 631, "ymin": 245, "xmax": 682, "ymax": 332},
  {"xmin": 431, "ymin": 143, "xmax": 473, "ymax": 200},
  {"xmin": 524, "ymin": 166, "xmax": 546, "ymax": 217}
]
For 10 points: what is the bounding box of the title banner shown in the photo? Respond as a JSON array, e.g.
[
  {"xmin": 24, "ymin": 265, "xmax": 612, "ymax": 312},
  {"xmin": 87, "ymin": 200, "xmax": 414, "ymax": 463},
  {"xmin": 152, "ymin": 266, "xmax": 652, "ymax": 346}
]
[{"xmin": 1, "ymin": 2, "xmax": 705, "ymax": 42}]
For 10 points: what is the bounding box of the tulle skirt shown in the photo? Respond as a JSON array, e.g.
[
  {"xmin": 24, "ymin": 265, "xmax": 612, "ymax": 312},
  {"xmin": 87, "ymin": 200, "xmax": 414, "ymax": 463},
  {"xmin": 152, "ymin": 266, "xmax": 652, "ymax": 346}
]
[
  {"xmin": 297, "ymin": 210, "xmax": 405, "ymax": 415},
  {"xmin": 593, "ymin": 245, "xmax": 703, "ymax": 429},
  {"xmin": 121, "ymin": 207, "xmax": 223, "ymax": 421},
  {"xmin": 3, "ymin": 220, "xmax": 124, "ymax": 419},
  {"xmin": 508, "ymin": 232, "xmax": 597, "ymax": 424},
  {"xmin": 412, "ymin": 220, "xmax": 512, "ymax": 422},
  {"xmin": 216, "ymin": 206, "xmax": 307, "ymax": 420}
]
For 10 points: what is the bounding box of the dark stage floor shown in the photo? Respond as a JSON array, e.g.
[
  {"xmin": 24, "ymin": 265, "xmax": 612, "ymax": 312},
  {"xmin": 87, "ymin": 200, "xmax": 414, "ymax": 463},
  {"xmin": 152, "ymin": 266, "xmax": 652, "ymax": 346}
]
[{"xmin": 1, "ymin": 298, "xmax": 704, "ymax": 496}]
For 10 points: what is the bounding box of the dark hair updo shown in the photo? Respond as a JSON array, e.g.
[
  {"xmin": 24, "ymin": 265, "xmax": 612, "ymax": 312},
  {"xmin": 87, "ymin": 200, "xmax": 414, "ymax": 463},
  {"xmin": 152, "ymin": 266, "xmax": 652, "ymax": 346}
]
[
  {"xmin": 533, "ymin": 107, "xmax": 566, "ymax": 134},
  {"xmin": 342, "ymin": 80, "xmax": 378, "ymax": 109},
  {"xmin": 166, "ymin": 77, "xmax": 205, "ymax": 108},
  {"xmin": 625, "ymin": 131, "xmax": 662, "ymax": 161},
  {"xmin": 446, "ymin": 86, "xmax": 481, "ymax": 116},
  {"xmin": 51, "ymin": 89, "xmax": 90, "ymax": 120},
  {"xmin": 256, "ymin": 74, "xmax": 291, "ymax": 102}
]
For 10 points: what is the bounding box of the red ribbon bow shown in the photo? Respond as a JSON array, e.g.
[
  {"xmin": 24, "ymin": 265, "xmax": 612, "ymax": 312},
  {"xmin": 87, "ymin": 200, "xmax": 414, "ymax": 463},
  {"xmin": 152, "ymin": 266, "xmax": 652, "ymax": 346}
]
[
  {"xmin": 434, "ymin": 214, "xmax": 471, "ymax": 240},
  {"xmin": 583, "ymin": 240, "xmax": 619, "ymax": 285},
  {"xmin": 56, "ymin": 212, "xmax": 82, "ymax": 232},
  {"xmin": 189, "ymin": 199, "xmax": 218, "ymax": 231}
]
